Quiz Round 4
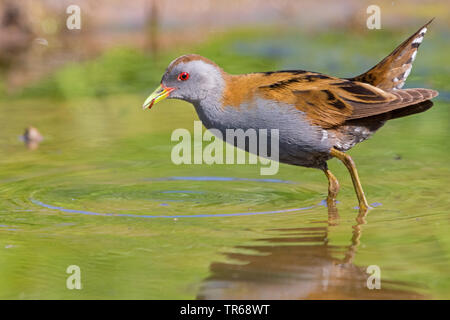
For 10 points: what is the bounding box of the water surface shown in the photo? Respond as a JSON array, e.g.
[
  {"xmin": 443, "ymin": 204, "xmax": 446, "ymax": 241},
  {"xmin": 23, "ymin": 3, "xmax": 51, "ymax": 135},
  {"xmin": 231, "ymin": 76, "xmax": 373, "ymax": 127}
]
[{"xmin": 0, "ymin": 29, "xmax": 449, "ymax": 299}]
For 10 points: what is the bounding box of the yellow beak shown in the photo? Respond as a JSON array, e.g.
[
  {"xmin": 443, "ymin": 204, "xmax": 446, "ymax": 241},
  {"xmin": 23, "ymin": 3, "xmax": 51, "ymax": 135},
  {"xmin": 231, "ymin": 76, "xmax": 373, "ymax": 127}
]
[{"xmin": 142, "ymin": 84, "xmax": 175, "ymax": 110}]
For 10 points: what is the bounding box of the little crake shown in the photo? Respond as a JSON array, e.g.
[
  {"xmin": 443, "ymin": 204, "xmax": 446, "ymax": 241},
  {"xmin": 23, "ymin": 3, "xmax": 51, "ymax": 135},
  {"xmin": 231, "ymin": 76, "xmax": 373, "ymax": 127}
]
[{"xmin": 143, "ymin": 20, "xmax": 438, "ymax": 212}]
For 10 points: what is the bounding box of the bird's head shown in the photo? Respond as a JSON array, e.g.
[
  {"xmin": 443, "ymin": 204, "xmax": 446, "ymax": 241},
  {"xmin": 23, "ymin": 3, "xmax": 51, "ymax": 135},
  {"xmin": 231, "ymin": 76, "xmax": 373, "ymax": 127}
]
[{"xmin": 142, "ymin": 54, "xmax": 225, "ymax": 109}]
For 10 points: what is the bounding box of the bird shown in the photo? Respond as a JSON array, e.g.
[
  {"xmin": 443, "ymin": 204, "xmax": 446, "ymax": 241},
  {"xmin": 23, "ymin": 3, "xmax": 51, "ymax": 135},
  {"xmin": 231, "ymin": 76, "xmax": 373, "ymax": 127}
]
[
  {"xmin": 142, "ymin": 20, "xmax": 438, "ymax": 212},
  {"xmin": 22, "ymin": 126, "xmax": 43, "ymax": 150}
]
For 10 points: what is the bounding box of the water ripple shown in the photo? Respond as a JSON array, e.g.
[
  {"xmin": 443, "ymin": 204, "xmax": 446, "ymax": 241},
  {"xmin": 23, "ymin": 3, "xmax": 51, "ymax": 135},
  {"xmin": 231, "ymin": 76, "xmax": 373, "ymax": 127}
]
[
  {"xmin": 30, "ymin": 198, "xmax": 317, "ymax": 219},
  {"xmin": 145, "ymin": 176, "xmax": 294, "ymax": 183}
]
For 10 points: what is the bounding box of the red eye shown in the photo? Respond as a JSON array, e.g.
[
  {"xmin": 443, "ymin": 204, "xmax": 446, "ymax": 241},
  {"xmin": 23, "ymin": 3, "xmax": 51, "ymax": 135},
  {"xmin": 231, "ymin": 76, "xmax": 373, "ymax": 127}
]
[{"xmin": 178, "ymin": 72, "xmax": 189, "ymax": 81}]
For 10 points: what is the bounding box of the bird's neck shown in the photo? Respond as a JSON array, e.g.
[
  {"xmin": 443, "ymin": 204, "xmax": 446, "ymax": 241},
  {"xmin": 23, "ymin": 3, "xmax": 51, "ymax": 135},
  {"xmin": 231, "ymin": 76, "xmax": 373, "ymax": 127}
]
[
  {"xmin": 191, "ymin": 72, "xmax": 231, "ymax": 129},
  {"xmin": 192, "ymin": 93, "xmax": 223, "ymax": 130}
]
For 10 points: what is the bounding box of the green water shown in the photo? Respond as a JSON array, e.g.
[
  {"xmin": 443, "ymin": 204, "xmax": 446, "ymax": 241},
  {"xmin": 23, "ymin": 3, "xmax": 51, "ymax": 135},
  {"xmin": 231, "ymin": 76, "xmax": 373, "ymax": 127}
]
[{"xmin": 0, "ymin": 28, "xmax": 449, "ymax": 299}]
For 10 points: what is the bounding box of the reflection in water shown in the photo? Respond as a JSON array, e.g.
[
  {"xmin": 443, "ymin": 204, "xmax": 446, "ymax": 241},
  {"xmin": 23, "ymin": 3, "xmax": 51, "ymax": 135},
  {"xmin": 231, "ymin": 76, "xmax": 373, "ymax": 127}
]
[{"xmin": 198, "ymin": 205, "xmax": 425, "ymax": 299}]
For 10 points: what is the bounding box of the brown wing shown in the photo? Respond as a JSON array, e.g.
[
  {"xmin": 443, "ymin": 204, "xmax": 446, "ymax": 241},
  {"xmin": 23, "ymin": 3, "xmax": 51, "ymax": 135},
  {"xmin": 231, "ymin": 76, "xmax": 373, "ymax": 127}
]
[{"xmin": 258, "ymin": 74, "xmax": 438, "ymax": 128}]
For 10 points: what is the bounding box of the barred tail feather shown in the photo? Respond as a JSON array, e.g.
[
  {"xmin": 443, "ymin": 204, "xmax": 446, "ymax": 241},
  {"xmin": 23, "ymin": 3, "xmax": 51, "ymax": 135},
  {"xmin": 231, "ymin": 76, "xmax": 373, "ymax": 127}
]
[{"xmin": 351, "ymin": 19, "xmax": 434, "ymax": 91}]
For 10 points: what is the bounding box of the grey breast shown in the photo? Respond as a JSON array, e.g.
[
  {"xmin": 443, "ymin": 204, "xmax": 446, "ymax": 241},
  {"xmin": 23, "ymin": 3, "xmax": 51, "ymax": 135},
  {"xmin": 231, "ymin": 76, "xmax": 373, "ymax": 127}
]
[{"xmin": 194, "ymin": 96, "xmax": 334, "ymax": 168}]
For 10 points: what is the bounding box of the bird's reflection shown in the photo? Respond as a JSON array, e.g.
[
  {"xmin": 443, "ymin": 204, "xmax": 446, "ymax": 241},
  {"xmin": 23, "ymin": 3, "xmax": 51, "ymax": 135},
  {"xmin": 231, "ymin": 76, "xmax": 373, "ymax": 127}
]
[{"xmin": 198, "ymin": 204, "xmax": 425, "ymax": 299}]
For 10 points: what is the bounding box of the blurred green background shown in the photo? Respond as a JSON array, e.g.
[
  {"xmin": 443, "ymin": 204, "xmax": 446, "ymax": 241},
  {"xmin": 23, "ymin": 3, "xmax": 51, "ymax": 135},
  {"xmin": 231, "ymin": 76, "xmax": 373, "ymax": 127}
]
[{"xmin": 0, "ymin": 0, "xmax": 449, "ymax": 299}]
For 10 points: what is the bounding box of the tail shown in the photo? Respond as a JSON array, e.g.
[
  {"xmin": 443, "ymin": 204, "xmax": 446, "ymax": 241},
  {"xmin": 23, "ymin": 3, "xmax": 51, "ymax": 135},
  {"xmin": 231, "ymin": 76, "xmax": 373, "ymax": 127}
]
[
  {"xmin": 388, "ymin": 100, "xmax": 433, "ymax": 120},
  {"xmin": 351, "ymin": 19, "xmax": 434, "ymax": 91}
]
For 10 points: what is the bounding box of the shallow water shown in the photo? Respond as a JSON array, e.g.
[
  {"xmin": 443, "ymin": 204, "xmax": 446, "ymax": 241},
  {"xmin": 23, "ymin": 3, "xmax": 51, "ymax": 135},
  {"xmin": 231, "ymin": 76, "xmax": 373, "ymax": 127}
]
[{"xmin": 0, "ymin": 30, "xmax": 449, "ymax": 299}]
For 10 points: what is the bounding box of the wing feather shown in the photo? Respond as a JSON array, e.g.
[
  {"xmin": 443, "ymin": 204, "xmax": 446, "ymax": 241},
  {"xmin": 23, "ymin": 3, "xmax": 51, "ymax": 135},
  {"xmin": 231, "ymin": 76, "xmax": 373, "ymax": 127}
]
[{"xmin": 257, "ymin": 73, "xmax": 437, "ymax": 128}]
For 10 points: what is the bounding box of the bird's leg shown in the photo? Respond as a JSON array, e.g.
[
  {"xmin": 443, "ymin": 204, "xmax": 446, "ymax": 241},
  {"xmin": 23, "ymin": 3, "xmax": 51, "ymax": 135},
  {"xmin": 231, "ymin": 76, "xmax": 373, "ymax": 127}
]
[
  {"xmin": 330, "ymin": 148, "xmax": 370, "ymax": 212},
  {"xmin": 323, "ymin": 168, "xmax": 340, "ymax": 221},
  {"xmin": 323, "ymin": 168, "xmax": 339, "ymax": 203}
]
